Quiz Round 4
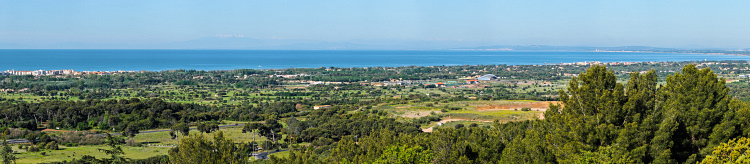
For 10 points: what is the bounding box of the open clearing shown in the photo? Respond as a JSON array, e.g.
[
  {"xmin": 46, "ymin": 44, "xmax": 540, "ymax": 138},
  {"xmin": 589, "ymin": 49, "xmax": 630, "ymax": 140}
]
[
  {"xmin": 13, "ymin": 145, "xmax": 171, "ymax": 164},
  {"xmin": 406, "ymin": 100, "xmax": 554, "ymax": 132},
  {"xmin": 475, "ymin": 101, "xmax": 559, "ymax": 111},
  {"xmin": 13, "ymin": 126, "xmax": 268, "ymax": 163}
]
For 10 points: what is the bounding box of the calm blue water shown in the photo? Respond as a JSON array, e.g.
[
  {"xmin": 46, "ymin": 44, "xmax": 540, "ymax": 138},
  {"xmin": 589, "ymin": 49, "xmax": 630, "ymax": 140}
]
[{"xmin": 1, "ymin": 49, "xmax": 749, "ymax": 71}]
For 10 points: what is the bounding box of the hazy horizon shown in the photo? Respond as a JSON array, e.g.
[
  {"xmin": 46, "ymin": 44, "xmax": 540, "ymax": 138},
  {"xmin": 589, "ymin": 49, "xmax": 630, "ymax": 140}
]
[{"xmin": 2, "ymin": 1, "xmax": 750, "ymax": 49}]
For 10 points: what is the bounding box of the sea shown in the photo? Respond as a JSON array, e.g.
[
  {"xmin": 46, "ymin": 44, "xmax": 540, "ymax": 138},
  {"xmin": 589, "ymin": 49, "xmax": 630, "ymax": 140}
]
[{"xmin": 2, "ymin": 49, "xmax": 750, "ymax": 71}]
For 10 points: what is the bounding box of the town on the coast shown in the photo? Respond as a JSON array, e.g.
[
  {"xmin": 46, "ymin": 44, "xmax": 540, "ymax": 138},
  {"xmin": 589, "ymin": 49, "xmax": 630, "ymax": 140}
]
[{"xmin": 0, "ymin": 69, "xmax": 136, "ymax": 76}]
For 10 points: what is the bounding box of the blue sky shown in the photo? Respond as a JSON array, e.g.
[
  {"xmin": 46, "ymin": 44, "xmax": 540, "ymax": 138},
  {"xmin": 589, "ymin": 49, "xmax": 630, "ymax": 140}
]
[{"xmin": 1, "ymin": 0, "xmax": 749, "ymax": 49}]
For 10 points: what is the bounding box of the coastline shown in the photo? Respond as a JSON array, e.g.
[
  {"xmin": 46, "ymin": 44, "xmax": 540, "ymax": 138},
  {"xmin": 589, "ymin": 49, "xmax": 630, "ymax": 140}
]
[{"xmin": 1, "ymin": 49, "xmax": 749, "ymax": 72}]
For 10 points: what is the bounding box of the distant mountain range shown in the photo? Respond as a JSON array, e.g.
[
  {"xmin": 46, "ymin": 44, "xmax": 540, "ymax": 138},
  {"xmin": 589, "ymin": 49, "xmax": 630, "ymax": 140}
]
[
  {"xmin": 451, "ymin": 45, "xmax": 750, "ymax": 55},
  {"xmin": 452, "ymin": 45, "xmax": 675, "ymax": 51}
]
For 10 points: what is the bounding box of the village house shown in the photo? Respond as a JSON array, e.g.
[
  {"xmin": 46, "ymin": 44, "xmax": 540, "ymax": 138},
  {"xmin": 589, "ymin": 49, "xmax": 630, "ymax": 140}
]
[
  {"xmin": 435, "ymin": 82, "xmax": 446, "ymax": 87},
  {"xmin": 466, "ymin": 79, "xmax": 479, "ymax": 84}
]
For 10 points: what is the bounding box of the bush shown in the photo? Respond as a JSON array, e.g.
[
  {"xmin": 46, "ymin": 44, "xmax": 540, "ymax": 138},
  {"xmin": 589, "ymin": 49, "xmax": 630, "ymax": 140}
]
[
  {"xmin": 521, "ymin": 107, "xmax": 531, "ymax": 111},
  {"xmin": 53, "ymin": 131, "xmax": 105, "ymax": 145},
  {"xmin": 38, "ymin": 142, "xmax": 47, "ymax": 149},
  {"xmin": 27, "ymin": 146, "xmax": 40, "ymax": 152},
  {"xmin": 311, "ymin": 138, "xmax": 333, "ymax": 147},
  {"xmin": 45, "ymin": 141, "xmax": 59, "ymax": 150},
  {"xmin": 455, "ymin": 124, "xmax": 465, "ymax": 129},
  {"xmin": 126, "ymin": 139, "xmax": 142, "ymax": 147}
]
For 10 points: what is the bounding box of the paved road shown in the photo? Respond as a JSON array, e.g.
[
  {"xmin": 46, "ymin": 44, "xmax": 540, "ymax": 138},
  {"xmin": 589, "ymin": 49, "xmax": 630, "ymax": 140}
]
[{"xmin": 3, "ymin": 124, "xmax": 245, "ymax": 144}]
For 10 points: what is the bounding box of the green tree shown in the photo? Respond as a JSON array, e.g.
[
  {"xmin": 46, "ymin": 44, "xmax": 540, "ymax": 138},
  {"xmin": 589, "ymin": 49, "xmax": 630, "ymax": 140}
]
[
  {"xmin": 97, "ymin": 133, "xmax": 126, "ymax": 164},
  {"xmin": 172, "ymin": 123, "xmax": 190, "ymax": 139},
  {"xmin": 700, "ymin": 137, "xmax": 750, "ymax": 164},
  {"xmin": 197, "ymin": 122, "xmax": 219, "ymax": 133},
  {"xmin": 372, "ymin": 145, "xmax": 432, "ymax": 164},
  {"xmin": 546, "ymin": 65, "xmax": 625, "ymax": 163},
  {"xmin": 169, "ymin": 131, "xmax": 247, "ymax": 164},
  {"xmin": 653, "ymin": 64, "xmax": 732, "ymax": 163},
  {"xmin": 1, "ymin": 131, "xmax": 16, "ymax": 164},
  {"xmin": 122, "ymin": 124, "xmax": 139, "ymax": 144}
]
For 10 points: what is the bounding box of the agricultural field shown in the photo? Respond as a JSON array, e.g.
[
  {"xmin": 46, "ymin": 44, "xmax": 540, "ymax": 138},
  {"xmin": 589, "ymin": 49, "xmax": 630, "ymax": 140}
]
[{"xmin": 378, "ymin": 100, "xmax": 555, "ymax": 131}]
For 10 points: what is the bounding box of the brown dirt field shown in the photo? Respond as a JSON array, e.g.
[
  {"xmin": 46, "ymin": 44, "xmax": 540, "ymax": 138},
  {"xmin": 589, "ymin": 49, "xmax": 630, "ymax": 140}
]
[{"xmin": 475, "ymin": 101, "xmax": 560, "ymax": 111}]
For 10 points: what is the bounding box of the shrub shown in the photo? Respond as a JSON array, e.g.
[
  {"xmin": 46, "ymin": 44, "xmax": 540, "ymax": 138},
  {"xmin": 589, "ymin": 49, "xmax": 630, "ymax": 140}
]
[
  {"xmin": 45, "ymin": 141, "xmax": 59, "ymax": 150},
  {"xmin": 312, "ymin": 138, "xmax": 334, "ymax": 147},
  {"xmin": 38, "ymin": 142, "xmax": 47, "ymax": 149},
  {"xmin": 53, "ymin": 131, "xmax": 105, "ymax": 145},
  {"xmin": 126, "ymin": 139, "xmax": 142, "ymax": 147},
  {"xmin": 27, "ymin": 146, "xmax": 40, "ymax": 152}
]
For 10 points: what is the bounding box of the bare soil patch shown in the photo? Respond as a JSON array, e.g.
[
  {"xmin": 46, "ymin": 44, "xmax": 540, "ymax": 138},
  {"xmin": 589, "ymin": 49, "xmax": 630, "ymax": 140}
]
[
  {"xmin": 421, "ymin": 117, "xmax": 494, "ymax": 132},
  {"xmin": 401, "ymin": 110, "xmax": 441, "ymax": 118},
  {"xmin": 475, "ymin": 101, "xmax": 560, "ymax": 111}
]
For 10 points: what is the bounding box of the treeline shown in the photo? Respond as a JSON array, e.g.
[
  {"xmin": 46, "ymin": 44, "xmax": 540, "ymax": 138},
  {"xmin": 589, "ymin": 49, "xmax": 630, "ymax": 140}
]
[
  {"xmin": 271, "ymin": 64, "xmax": 750, "ymax": 163},
  {"xmin": 0, "ymin": 98, "xmax": 317, "ymax": 132},
  {"xmin": 0, "ymin": 98, "xmax": 222, "ymax": 131},
  {"xmin": 285, "ymin": 108, "xmax": 422, "ymax": 142}
]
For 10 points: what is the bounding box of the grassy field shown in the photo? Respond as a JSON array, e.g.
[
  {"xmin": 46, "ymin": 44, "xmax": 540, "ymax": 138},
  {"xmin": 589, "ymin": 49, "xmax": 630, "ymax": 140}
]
[
  {"xmin": 12, "ymin": 126, "xmax": 271, "ymax": 163},
  {"xmin": 379, "ymin": 100, "xmax": 549, "ymax": 131},
  {"xmin": 269, "ymin": 151, "xmax": 290, "ymax": 159},
  {"xmin": 13, "ymin": 145, "xmax": 171, "ymax": 164},
  {"xmin": 133, "ymin": 126, "xmax": 268, "ymax": 145}
]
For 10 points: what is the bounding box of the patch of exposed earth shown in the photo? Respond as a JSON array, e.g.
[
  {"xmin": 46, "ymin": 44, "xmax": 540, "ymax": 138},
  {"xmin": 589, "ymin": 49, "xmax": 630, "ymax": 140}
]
[{"xmin": 475, "ymin": 101, "xmax": 560, "ymax": 112}]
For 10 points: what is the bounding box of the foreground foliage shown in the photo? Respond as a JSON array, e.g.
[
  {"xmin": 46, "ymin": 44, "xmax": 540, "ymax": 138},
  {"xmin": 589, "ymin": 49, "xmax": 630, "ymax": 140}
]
[
  {"xmin": 700, "ymin": 137, "xmax": 750, "ymax": 164},
  {"xmin": 168, "ymin": 131, "xmax": 247, "ymax": 164},
  {"xmin": 271, "ymin": 64, "xmax": 750, "ymax": 163}
]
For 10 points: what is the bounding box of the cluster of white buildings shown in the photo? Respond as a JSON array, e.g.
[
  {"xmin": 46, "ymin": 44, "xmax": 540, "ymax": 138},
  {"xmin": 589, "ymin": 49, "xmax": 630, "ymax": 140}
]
[
  {"xmin": 269, "ymin": 74, "xmax": 309, "ymax": 78},
  {"xmin": 556, "ymin": 61, "xmax": 648, "ymax": 66},
  {"xmin": 2, "ymin": 69, "xmax": 77, "ymax": 76},
  {"xmin": 0, "ymin": 70, "xmax": 135, "ymax": 76}
]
